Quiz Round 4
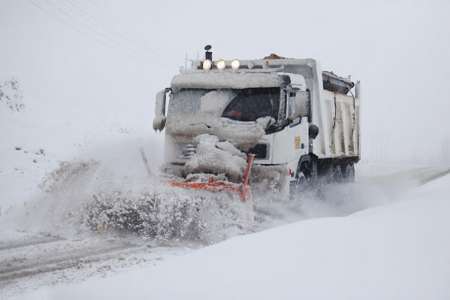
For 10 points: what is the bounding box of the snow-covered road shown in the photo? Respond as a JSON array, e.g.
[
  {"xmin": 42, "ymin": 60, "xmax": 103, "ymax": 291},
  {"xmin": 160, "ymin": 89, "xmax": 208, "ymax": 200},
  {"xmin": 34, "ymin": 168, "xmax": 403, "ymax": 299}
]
[
  {"xmin": 0, "ymin": 236, "xmax": 146, "ymax": 284},
  {"xmin": 0, "ymin": 233, "xmax": 193, "ymax": 297},
  {"xmin": 5, "ymin": 168, "xmax": 449, "ymax": 300},
  {"xmin": 1, "ymin": 165, "xmax": 449, "ymax": 299}
]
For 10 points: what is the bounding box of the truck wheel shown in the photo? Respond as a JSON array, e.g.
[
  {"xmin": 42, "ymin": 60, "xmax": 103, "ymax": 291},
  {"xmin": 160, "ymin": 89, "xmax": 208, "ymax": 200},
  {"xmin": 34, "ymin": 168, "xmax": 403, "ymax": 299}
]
[
  {"xmin": 342, "ymin": 163, "xmax": 355, "ymax": 182},
  {"xmin": 296, "ymin": 171, "xmax": 307, "ymax": 185},
  {"xmin": 294, "ymin": 159, "xmax": 318, "ymax": 191}
]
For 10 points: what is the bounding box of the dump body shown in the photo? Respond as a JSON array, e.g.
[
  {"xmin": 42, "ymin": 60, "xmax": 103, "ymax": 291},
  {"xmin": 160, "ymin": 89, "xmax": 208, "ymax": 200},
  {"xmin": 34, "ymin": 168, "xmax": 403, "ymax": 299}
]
[{"xmin": 154, "ymin": 56, "xmax": 361, "ymax": 191}]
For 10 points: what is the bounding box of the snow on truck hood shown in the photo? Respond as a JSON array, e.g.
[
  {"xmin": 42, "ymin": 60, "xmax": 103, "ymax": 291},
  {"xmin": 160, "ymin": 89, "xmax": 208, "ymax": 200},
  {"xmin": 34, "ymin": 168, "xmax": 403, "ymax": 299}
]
[
  {"xmin": 166, "ymin": 115, "xmax": 273, "ymax": 150},
  {"xmin": 171, "ymin": 72, "xmax": 286, "ymax": 90}
]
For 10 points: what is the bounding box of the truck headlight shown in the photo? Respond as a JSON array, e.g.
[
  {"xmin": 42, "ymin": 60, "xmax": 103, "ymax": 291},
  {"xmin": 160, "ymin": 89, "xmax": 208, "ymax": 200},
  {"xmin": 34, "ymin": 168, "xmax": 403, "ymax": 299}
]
[
  {"xmin": 203, "ymin": 59, "xmax": 212, "ymax": 70},
  {"xmin": 216, "ymin": 59, "xmax": 226, "ymax": 70},
  {"xmin": 231, "ymin": 59, "xmax": 240, "ymax": 70}
]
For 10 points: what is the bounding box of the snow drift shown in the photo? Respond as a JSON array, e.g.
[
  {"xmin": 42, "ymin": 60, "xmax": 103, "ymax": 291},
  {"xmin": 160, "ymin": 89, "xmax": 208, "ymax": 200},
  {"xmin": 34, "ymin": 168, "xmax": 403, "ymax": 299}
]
[{"xmin": 0, "ymin": 135, "xmax": 254, "ymax": 243}]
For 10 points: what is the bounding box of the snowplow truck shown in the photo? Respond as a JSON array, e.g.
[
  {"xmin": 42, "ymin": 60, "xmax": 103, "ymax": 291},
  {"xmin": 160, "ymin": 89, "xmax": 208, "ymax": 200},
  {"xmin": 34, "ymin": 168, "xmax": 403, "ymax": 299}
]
[{"xmin": 153, "ymin": 49, "xmax": 360, "ymax": 198}]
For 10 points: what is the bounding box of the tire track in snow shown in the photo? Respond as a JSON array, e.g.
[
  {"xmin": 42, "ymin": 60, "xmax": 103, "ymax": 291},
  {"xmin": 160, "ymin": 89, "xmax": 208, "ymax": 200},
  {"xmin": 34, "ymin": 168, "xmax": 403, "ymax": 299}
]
[
  {"xmin": 419, "ymin": 168, "xmax": 450, "ymax": 185},
  {"xmin": 0, "ymin": 238, "xmax": 146, "ymax": 285},
  {"xmin": 0, "ymin": 235, "xmax": 62, "ymax": 251}
]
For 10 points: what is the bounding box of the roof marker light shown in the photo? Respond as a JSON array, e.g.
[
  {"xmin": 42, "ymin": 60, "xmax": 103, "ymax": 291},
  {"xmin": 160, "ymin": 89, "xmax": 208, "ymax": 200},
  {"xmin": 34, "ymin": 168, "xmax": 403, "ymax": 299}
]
[
  {"xmin": 203, "ymin": 59, "xmax": 212, "ymax": 70},
  {"xmin": 216, "ymin": 59, "xmax": 226, "ymax": 70},
  {"xmin": 231, "ymin": 59, "xmax": 240, "ymax": 70}
]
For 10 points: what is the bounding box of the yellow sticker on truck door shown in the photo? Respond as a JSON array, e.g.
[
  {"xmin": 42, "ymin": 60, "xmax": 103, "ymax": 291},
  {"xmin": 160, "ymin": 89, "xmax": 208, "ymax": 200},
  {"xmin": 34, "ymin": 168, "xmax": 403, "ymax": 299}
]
[{"xmin": 294, "ymin": 136, "xmax": 301, "ymax": 149}]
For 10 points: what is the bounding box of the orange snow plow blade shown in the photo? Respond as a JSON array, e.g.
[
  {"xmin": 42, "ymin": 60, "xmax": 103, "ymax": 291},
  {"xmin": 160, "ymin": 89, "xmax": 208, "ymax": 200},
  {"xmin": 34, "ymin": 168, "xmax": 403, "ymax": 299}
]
[{"xmin": 169, "ymin": 154, "xmax": 255, "ymax": 202}]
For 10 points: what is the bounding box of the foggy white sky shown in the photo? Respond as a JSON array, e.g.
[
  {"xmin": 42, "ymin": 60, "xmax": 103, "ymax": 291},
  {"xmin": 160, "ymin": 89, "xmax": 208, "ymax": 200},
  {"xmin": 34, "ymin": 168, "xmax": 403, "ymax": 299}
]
[{"xmin": 1, "ymin": 0, "xmax": 449, "ymax": 164}]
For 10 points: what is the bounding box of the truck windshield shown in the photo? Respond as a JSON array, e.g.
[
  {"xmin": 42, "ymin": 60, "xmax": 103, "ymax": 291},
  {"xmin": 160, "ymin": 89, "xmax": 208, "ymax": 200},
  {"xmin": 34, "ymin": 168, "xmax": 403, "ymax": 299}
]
[
  {"xmin": 222, "ymin": 88, "xmax": 280, "ymax": 122},
  {"xmin": 168, "ymin": 87, "xmax": 280, "ymax": 121},
  {"xmin": 168, "ymin": 89, "xmax": 205, "ymax": 114}
]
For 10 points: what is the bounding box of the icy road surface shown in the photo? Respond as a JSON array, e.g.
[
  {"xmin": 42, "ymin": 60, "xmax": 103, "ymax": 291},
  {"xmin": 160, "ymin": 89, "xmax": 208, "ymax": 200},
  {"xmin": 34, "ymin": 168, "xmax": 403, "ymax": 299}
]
[
  {"xmin": 0, "ymin": 234, "xmax": 196, "ymax": 298},
  {"xmin": 0, "ymin": 235, "xmax": 193, "ymax": 288},
  {"xmin": 1, "ymin": 164, "xmax": 449, "ymax": 299}
]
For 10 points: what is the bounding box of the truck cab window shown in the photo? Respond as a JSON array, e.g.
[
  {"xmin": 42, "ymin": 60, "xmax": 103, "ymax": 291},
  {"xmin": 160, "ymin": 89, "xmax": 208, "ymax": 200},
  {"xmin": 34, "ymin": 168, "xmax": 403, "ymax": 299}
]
[{"xmin": 222, "ymin": 88, "xmax": 280, "ymax": 122}]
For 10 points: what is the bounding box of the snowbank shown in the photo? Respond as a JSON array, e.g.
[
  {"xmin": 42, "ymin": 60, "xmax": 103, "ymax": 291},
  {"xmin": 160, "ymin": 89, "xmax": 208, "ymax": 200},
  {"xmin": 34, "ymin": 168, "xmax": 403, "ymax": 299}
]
[{"xmin": 13, "ymin": 175, "xmax": 450, "ymax": 300}]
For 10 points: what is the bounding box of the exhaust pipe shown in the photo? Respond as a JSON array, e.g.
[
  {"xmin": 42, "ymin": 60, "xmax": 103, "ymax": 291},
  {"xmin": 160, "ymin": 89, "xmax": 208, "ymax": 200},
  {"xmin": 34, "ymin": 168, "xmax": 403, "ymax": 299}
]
[{"xmin": 204, "ymin": 45, "xmax": 212, "ymax": 61}]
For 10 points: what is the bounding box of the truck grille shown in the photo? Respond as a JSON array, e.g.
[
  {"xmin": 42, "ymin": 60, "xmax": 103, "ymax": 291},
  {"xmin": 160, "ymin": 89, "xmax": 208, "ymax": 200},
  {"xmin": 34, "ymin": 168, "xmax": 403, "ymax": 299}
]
[
  {"xmin": 249, "ymin": 143, "xmax": 268, "ymax": 160},
  {"xmin": 179, "ymin": 143, "xmax": 196, "ymax": 160}
]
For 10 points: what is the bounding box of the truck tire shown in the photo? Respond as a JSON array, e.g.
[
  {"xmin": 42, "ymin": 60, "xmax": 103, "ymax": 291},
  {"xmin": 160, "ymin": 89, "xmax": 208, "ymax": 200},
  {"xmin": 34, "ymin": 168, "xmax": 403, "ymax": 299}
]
[{"xmin": 293, "ymin": 157, "xmax": 318, "ymax": 193}]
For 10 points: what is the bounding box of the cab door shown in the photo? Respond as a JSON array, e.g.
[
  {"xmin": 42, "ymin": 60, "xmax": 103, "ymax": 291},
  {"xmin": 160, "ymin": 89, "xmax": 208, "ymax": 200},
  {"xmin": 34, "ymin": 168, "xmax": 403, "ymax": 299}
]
[{"xmin": 270, "ymin": 87, "xmax": 309, "ymax": 165}]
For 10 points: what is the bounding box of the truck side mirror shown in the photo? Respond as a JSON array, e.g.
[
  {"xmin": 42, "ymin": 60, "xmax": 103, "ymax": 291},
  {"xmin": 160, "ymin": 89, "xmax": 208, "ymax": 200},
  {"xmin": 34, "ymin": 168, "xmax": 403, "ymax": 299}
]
[
  {"xmin": 153, "ymin": 88, "xmax": 170, "ymax": 131},
  {"xmin": 288, "ymin": 90, "xmax": 310, "ymax": 121},
  {"xmin": 309, "ymin": 124, "xmax": 319, "ymax": 139},
  {"xmin": 355, "ymin": 80, "xmax": 361, "ymax": 99},
  {"xmin": 287, "ymin": 98, "xmax": 296, "ymax": 121}
]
